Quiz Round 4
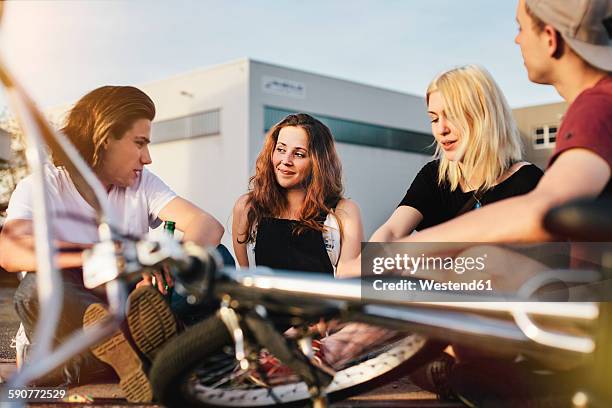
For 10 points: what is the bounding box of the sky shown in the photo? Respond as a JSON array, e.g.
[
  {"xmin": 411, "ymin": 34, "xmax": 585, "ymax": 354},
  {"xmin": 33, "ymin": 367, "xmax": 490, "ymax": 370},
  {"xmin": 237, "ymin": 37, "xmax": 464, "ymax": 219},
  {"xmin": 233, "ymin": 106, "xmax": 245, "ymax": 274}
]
[{"xmin": 0, "ymin": 0, "xmax": 562, "ymax": 113}]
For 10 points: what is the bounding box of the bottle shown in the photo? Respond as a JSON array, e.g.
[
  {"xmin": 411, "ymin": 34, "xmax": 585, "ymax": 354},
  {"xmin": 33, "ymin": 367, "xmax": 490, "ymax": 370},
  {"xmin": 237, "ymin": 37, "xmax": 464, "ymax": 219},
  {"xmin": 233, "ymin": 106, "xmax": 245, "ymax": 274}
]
[
  {"xmin": 160, "ymin": 220, "xmax": 176, "ymax": 295},
  {"xmin": 164, "ymin": 220, "xmax": 176, "ymax": 236}
]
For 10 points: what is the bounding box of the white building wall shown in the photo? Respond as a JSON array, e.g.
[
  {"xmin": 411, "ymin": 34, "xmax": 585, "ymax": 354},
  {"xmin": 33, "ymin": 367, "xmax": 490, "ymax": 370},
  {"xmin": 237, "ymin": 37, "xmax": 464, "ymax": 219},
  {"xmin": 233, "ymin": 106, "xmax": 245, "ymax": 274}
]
[
  {"xmin": 141, "ymin": 60, "xmax": 250, "ymax": 248},
  {"xmin": 337, "ymin": 144, "xmax": 429, "ymax": 238},
  {"xmin": 248, "ymin": 60, "xmax": 432, "ymax": 236},
  {"xmin": 0, "ymin": 130, "xmax": 10, "ymax": 163}
]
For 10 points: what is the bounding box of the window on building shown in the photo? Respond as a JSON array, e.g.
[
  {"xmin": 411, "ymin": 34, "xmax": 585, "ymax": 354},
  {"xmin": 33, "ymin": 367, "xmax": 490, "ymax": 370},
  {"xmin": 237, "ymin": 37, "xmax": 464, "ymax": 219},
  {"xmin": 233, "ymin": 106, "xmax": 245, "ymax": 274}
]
[
  {"xmin": 264, "ymin": 107, "xmax": 434, "ymax": 155},
  {"xmin": 151, "ymin": 109, "xmax": 220, "ymax": 144},
  {"xmin": 532, "ymin": 125, "xmax": 558, "ymax": 149},
  {"xmin": 548, "ymin": 126, "xmax": 557, "ymax": 143}
]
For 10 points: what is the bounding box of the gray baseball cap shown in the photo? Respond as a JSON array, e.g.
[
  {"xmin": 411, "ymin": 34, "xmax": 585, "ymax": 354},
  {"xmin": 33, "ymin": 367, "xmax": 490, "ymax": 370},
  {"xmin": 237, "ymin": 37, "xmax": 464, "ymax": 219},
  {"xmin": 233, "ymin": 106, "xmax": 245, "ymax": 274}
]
[{"xmin": 526, "ymin": 0, "xmax": 612, "ymax": 71}]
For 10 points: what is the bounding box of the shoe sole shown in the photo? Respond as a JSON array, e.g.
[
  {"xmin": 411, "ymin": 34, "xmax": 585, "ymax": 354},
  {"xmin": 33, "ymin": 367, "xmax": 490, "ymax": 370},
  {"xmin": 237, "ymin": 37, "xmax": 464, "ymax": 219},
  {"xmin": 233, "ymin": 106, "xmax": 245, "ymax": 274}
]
[
  {"xmin": 83, "ymin": 303, "xmax": 153, "ymax": 403},
  {"xmin": 127, "ymin": 286, "xmax": 178, "ymax": 361}
]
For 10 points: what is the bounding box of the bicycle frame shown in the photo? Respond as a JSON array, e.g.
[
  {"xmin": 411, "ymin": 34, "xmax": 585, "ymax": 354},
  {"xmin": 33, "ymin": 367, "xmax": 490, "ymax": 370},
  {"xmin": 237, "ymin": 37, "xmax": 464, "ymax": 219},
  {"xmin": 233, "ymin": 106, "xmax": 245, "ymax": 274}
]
[
  {"xmin": 214, "ymin": 267, "xmax": 599, "ymax": 358},
  {"xmin": 0, "ymin": 51, "xmax": 135, "ymax": 405}
]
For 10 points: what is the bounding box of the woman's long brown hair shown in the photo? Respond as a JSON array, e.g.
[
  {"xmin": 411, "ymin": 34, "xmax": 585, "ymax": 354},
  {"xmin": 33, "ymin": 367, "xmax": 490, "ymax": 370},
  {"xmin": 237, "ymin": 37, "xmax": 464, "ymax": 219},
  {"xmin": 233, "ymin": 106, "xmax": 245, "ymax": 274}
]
[{"xmin": 240, "ymin": 113, "xmax": 344, "ymax": 243}]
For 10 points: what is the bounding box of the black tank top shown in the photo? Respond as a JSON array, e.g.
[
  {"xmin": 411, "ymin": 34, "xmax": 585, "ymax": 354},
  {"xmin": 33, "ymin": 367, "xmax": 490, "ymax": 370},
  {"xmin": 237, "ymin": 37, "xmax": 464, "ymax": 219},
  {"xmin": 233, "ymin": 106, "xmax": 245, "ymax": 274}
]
[{"xmin": 254, "ymin": 217, "xmax": 334, "ymax": 274}]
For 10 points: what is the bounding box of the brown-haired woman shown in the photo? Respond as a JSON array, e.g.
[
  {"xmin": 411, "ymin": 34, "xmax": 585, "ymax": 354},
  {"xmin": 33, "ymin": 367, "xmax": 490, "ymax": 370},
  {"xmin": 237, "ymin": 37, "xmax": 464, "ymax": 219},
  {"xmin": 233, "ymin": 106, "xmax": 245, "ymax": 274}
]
[{"xmin": 232, "ymin": 113, "xmax": 363, "ymax": 276}]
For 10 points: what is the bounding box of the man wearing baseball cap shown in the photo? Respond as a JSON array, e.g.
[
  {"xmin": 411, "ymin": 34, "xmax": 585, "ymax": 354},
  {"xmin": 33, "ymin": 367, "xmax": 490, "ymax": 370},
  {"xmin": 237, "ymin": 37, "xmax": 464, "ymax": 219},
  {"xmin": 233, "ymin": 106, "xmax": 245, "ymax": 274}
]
[{"xmin": 517, "ymin": 0, "xmax": 612, "ymax": 177}]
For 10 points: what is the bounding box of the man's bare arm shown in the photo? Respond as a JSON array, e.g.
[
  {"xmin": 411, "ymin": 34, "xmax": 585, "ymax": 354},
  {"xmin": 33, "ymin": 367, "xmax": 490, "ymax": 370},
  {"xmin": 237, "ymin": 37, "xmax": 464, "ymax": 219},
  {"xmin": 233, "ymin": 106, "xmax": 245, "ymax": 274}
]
[
  {"xmin": 158, "ymin": 197, "xmax": 224, "ymax": 247},
  {"xmin": 400, "ymin": 149, "xmax": 610, "ymax": 243},
  {"xmin": 0, "ymin": 219, "xmax": 91, "ymax": 272}
]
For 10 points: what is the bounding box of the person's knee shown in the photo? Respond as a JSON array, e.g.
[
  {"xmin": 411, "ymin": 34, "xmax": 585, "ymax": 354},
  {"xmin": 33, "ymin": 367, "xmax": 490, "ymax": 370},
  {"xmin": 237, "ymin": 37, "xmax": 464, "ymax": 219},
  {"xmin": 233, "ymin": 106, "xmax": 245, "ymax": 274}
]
[
  {"xmin": 13, "ymin": 274, "xmax": 39, "ymax": 330},
  {"xmin": 14, "ymin": 272, "xmax": 37, "ymax": 297},
  {"xmin": 13, "ymin": 274, "xmax": 38, "ymax": 312},
  {"xmin": 216, "ymin": 244, "xmax": 236, "ymax": 267},
  {"xmin": 13, "ymin": 272, "xmax": 106, "ymax": 343}
]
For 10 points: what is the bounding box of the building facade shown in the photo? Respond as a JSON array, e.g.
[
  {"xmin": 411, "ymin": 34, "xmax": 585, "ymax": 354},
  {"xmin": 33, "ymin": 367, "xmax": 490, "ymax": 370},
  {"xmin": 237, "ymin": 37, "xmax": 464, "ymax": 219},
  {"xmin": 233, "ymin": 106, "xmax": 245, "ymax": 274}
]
[{"xmin": 513, "ymin": 102, "xmax": 567, "ymax": 170}]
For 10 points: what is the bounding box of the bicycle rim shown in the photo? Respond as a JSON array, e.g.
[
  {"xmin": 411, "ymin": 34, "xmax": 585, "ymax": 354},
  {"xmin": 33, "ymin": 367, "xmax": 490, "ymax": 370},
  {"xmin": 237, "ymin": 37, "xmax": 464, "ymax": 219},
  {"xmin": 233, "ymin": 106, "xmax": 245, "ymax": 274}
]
[{"xmin": 150, "ymin": 315, "xmax": 428, "ymax": 407}]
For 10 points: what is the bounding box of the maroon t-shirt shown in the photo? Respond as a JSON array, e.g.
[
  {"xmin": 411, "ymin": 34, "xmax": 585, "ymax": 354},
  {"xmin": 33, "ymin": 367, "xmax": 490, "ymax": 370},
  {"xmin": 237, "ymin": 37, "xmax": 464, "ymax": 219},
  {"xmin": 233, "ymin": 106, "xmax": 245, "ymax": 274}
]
[{"xmin": 548, "ymin": 76, "xmax": 612, "ymax": 196}]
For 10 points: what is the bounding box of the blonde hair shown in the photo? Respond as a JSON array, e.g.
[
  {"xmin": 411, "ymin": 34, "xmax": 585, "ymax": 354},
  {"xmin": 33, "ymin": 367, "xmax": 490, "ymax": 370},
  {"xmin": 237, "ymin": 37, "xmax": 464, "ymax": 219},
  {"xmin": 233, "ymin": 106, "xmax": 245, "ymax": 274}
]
[{"xmin": 426, "ymin": 65, "xmax": 523, "ymax": 191}]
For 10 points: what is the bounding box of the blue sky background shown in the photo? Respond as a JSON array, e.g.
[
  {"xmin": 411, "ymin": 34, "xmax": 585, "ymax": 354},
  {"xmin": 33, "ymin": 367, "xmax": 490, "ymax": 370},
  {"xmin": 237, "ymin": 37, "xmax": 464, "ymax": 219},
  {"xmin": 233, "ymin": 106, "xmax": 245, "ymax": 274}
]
[{"xmin": 0, "ymin": 0, "xmax": 562, "ymax": 111}]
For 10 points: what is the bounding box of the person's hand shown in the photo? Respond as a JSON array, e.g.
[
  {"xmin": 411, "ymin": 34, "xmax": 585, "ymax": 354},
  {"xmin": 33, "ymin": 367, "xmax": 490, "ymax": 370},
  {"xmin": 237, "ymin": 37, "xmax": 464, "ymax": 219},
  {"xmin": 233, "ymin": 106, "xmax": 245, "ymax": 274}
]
[
  {"xmin": 320, "ymin": 323, "xmax": 398, "ymax": 370},
  {"xmin": 136, "ymin": 272, "xmax": 153, "ymax": 290},
  {"xmin": 159, "ymin": 263, "xmax": 174, "ymax": 293},
  {"xmin": 283, "ymin": 319, "xmax": 342, "ymax": 339},
  {"xmin": 136, "ymin": 264, "xmax": 174, "ymax": 295},
  {"xmin": 310, "ymin": 318, "xmax": 341, "ymax": 337}
]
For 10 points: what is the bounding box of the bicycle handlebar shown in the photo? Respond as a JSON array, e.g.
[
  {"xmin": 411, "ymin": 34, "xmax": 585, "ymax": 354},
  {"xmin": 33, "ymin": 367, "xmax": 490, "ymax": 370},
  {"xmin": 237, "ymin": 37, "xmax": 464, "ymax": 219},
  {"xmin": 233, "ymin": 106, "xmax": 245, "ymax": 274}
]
[{"xmin": 544, "ymin": 198, "xmax": 612, "ymax": 241}]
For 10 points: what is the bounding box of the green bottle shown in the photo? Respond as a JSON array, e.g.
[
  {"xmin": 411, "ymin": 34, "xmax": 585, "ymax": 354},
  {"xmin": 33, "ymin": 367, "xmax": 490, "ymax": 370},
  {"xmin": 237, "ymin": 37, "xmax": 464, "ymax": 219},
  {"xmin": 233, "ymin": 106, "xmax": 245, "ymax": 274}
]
[
  {"xmin": 164, "ymin": 220, "xmax": 176, "ymax": 236},
  {"xmin": 161, "ymin": 220, "xmax": 176, "ymax": 295}
]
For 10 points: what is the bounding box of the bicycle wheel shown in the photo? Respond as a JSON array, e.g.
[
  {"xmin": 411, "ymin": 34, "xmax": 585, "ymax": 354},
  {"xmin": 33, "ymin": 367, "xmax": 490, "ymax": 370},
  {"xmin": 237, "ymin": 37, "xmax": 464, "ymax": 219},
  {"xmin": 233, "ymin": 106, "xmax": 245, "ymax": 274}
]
[{"xmin": 150, "ymin": 314, "xmax": 432, "ymax": 407}]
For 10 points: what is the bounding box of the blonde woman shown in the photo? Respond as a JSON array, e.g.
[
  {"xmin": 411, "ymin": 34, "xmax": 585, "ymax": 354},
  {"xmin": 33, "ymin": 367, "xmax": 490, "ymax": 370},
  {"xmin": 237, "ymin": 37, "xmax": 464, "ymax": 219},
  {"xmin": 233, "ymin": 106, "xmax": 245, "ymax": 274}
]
[
  {"xmin": 370, "ymin": 64, "xmax": 542, "ymax": 243},
  {"xmin": 325, "ymin": 66, "xmax": 543, "ymax": 398}
]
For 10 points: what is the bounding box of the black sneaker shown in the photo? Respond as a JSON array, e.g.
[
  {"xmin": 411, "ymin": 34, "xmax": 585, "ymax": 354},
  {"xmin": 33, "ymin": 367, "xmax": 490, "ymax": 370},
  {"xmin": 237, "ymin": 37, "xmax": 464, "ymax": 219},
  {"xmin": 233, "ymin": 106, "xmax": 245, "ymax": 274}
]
[
  {"xmin": 448, "ymin": 359, "xmax": 574, "ymax": 408},
  {"xmin": 29, "ymin": 356, "xmax": 81, "ymax": 387},
  {"xmin": 26, "ymin": 332, "xmax": 117, "ymax": 387},
  {"xmin": 409, "ymin": 351, "xmax": 456, "ymax": 400}
]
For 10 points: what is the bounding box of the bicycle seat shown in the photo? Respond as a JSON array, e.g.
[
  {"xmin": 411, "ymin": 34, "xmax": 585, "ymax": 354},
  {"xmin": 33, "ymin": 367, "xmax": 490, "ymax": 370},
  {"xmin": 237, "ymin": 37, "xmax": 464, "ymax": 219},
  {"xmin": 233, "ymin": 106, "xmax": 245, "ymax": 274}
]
[{"xmin": 544, "ymin": 197, "xmax": 612, "ymax": 241}]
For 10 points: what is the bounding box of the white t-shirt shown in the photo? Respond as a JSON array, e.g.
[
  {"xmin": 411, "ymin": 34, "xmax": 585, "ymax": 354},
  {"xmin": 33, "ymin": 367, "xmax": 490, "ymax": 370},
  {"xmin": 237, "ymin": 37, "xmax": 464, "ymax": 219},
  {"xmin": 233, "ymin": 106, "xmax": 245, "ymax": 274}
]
[{"xmin": 6, "ymin": 164, "xmax": 177, "ymax": 244}]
